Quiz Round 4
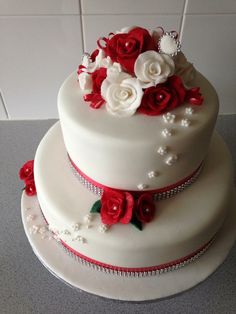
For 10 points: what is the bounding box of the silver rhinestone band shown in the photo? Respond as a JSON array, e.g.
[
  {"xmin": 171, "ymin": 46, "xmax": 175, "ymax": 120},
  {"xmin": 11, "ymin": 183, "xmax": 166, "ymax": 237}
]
[
  {"xmin": 154, "ymin": 164, "xmax": 203, "ymax": 201},
  {"xmin": 69, "ymin": 158, "xmax": 203, "ymax": 200},
  {"xmin": 70, "ymin": 162, "xmax": 103, "ymax": 196},
  {"xmin": 58, "ymin": 236, "xmax": 215, "ymax": 277}
]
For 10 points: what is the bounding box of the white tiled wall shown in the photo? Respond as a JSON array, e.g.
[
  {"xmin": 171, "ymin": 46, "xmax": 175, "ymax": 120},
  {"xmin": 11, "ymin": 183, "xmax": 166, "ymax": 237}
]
[{"xmin": 0, "ymin": 0, "xmax": 235, "ymax": 119}]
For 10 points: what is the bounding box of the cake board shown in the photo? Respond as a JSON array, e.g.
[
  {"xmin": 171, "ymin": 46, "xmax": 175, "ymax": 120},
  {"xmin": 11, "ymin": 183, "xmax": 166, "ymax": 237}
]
[{"xmin": 21, "ymin": 190, "xmax": 236, "ymax": 301}]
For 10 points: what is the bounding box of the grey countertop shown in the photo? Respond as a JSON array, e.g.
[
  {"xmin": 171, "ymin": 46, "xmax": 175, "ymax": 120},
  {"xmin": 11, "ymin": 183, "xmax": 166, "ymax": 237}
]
[{"xmin": 0, "ymin": 115, "xmax": 236, "ymax": 314}]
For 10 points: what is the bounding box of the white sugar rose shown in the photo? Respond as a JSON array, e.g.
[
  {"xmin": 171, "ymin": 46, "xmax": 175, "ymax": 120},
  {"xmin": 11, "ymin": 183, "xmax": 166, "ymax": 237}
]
[
  {"xmin": 106, "ymin": 62, "xmax": 122, "ymax": 80},
  {"xmin": 82, "ymin": 49, "xmax": 121, "ymax": 74},
  {"xmin": 78, "ymin": 72, "xmax": 92, "ymax": 91},
  {"xmin": 99, "ymin": 56, "xmax": 113, "ymax": 68},
  {"xmin": 174, "ymin": 52, "xmax": 196, "ymax": 87},
  {"xmin": 87, "ymin": 49, "xmax": 105, "ymax": 72},
  {"xmin": 134, "ymin": 51, "xmax": 175, "ymax": 88},
  {"xmin": 116, "ymin": 25, "xmax": 138, "ymax": 34},
  {"xmin": 101, "ymin": 72, "xmax": 143, "ymax": 117}
]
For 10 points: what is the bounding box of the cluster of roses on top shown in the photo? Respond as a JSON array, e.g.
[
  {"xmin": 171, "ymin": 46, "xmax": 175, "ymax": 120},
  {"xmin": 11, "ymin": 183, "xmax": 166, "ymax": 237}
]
[
  {"xmin": 77, "ymin": 26, "xmax": 203, "ymax": 117},
  {"xmin": 19, "ymin": 160, "xmax": 37, "ymax": 196}
]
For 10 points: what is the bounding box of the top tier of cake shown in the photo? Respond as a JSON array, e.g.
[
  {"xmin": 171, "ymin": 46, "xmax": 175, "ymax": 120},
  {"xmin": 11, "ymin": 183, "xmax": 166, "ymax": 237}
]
[
  {"xmin": 58, "ymin": 71, "xmax": 218, "ymax": 191},
  {"xmin": 58, "ymin": 26, "xmax": 219, "ymax": 191}
]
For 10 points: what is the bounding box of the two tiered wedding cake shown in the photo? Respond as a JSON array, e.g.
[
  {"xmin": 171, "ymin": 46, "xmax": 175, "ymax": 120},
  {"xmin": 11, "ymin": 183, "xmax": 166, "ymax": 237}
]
[{"xmin": 20, "ymin": 26, "xmax": 234, "ymax": 276}]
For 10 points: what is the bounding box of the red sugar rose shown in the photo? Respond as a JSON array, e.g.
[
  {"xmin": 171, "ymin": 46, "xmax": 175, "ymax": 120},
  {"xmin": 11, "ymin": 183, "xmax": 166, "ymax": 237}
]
[
  {"xmin": 138, "ymin": 75, "xmax": 186, "ymax": 116},
  {"xmin": 83, "ymin": 93, "xmax": 105, "ymax": 109},
  {"xmin": 91, "ymin": 67, "xmax": 107, "ymax": 93},
  {"xmin": 90, "ymin": 49, "xmax": 99, "ymax": 62},
  {"xmin": 19, "ymin": 160, "xmax": 37, "ymax": 196},
  {"xmin": 103, "ymin": 27, "xmax": 156, "ymax": 74},
  {"xmin": 135, "ymin": 193, "xmax": 155, "ymax": 223},
  {"xmin": 101, "ymin": 189, "xmax": 134, "ymax": 225},
  {"xmin": 19, "ymin": 160, "xmax": 34, "ymax": 181},
  {"xmin": 77, "ymin": 64, "xmax": 86, "ymax": 75},
  {"xmin": 84, "ymin": 67, "xmax": 107, "ymax": 109},
  {"xmin": 25, "ymin": 179, "xmax": 36, "ymax": 196},
  {"xmin": 185, "ymin": 87, "xmax": 204, "ymax": 105}
]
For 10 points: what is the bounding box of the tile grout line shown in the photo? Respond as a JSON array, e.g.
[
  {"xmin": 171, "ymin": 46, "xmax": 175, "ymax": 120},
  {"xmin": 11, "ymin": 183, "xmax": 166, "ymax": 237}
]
[
  {"xmin": 78, "ymin": 0, "xmax": 86, "ymax": 53},
  {"xmin": 179, "ymin": 0, "xmax": 188, "ymax": 42},
  {"xmin": 0, "ymin": 12, "xmax": 235, "ymax": 17},
  {"xmin": 0, "ymin": 91, "xmax": 10, "ymax": 119}
]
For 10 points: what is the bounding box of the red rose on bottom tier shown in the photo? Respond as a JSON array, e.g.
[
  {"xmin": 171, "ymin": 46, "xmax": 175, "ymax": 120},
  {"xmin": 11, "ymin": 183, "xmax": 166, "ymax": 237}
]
[
  {"xmin": 135, "ymin": 193, "xmax": 155, "ymax": 223},
  {"xmin": 25, "ymin": 179, "xmax": 36, "ymax": 196},
  {"xmin": 19, "ymin": 160, "xmax": 34, "ymax": 181},
  {"xmin": 138, "ymin": 75, "xmax": 186, "ymax": 115},
  {"xmin": 101, "ymin": 189, "xmax": 134, "ymax": 225}
]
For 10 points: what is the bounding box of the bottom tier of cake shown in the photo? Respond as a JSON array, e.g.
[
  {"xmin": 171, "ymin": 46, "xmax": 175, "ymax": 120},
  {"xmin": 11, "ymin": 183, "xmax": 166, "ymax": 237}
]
[{"xmin": 34, "ymin": 122, "xmax": 233, "ymax": 270}]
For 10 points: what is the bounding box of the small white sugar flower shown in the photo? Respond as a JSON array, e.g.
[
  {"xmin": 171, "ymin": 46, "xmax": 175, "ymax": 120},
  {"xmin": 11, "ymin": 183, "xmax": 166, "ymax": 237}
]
[
  {"xmin": 32, "ymin": 225, "xmax": 39, "ymax": 234},
  {"xmin": 53, "ymin": 234, "xmax": 60, "ymax": 241},
  {"xmin": 185, "ymin": 107, "xmax": 194, "ymax": 115},
  {"xmin": 148, "ymin": 171, "xmax": 159, "ymax": 178},
  {"xmin": 165, "ymin": 154, "xmax": 178, "ymax": 166},
  {"xmin": 137, "ymin": 183, "xmax": 149, "ymax": 190},
  {"xmin": 162, "ymin": 128, "xmax": 173, "ymax": 137},
  {"xmin": 72, "ymin": 223, "xmax": 81, "ymax": 231},
  {"xmin": 163, "ymin": 112, "xmax": 176, "ymax": 124},
  {"xmin": 181, "ymin": 118, "xmax": 191, "ymax": 127},
  {"xmin": 26, "ymin": 214, "xmax": 35, "ymax": 222},
  {"xmin": 38, "ymin": 226, "xmax": 47, "ymax": 234},
  {"xmin": 75, "ymin": 236, "xmax": 86, "ymax": 243},
  {"xmin": 83, "ymin": 213, "xmax": 92, "ymax": 223},
  {"xmin": 98, "ymin": 224, "xmax": 109, "ymax": 233},
  {"xmin": 157, "ymin": 146, "xmax": 168, "ymax": 156}
]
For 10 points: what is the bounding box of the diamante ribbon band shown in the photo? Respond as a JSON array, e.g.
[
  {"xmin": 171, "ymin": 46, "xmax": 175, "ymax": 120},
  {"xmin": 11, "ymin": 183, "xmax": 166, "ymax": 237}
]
[
  {"xmin": 59, "ymin": 235, "xmax": 215, "ymax": 277},
  {"xmin": 41, "ymin": 207, "xmax": 214, "ymax": 277},
  {"xmin": 68, "ymin": 155, "xmax": 203, "ymax": 200}
]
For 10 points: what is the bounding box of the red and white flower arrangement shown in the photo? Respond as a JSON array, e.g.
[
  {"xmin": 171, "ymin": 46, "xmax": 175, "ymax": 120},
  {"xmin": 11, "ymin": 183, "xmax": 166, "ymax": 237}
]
[
  {"xmin": 19, "ymin": 160, "xmax": 36, "ymax": 196},
  {"xmin": 77, "ymin": 26, "xmax": 204, "ymax": 118},
  {"xmin": 90, "ymin": 188, "xmax": 156, "ymax": 230}
]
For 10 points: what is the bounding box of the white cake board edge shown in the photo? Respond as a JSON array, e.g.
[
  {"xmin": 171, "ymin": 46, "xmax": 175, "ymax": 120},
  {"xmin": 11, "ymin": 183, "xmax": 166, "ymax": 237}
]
[{"xmin": 21, "ymin": 191, "xmax": 236, "ymax": 301}]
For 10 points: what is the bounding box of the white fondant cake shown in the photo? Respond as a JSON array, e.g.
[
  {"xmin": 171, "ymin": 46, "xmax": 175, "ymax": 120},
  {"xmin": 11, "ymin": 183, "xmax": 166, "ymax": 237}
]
[
  {"xmin": 20, "ymin": 26, "xmax": 234, "ymax": 280},
  {"xmin": 34, "ymin": 123, "xmax": 233, "ymax": 268},
  {"xmin": 58, "ymin": 71, "xmax": 218, "ymax": 190}
]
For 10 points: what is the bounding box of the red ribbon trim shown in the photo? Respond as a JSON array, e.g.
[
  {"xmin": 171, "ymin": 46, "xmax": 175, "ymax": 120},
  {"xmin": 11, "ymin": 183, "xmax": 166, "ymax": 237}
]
[
  {"xmin": 40, "ymin": 205, "xmax": 213, "ymax": 274},
  {"xmin": 60, "ymin": 236, "xmax": 213, "ymax": 273},
  {"xmin": 68, "ymin": 154, "xmax": 203, "ymax": 195}
]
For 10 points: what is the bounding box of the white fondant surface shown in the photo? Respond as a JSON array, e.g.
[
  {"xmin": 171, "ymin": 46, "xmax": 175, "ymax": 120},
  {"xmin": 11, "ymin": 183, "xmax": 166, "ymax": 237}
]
[
  {"xmin": 58, "ymin": 72, "xmax": 219, "ymax": 190},
  {"xmin": 34, "ymin": 122, "xmax": 233, "ymax": 268},
  {"xmin": 21, "ymin": 190, "xmax": 236, "ymax": 301}
]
